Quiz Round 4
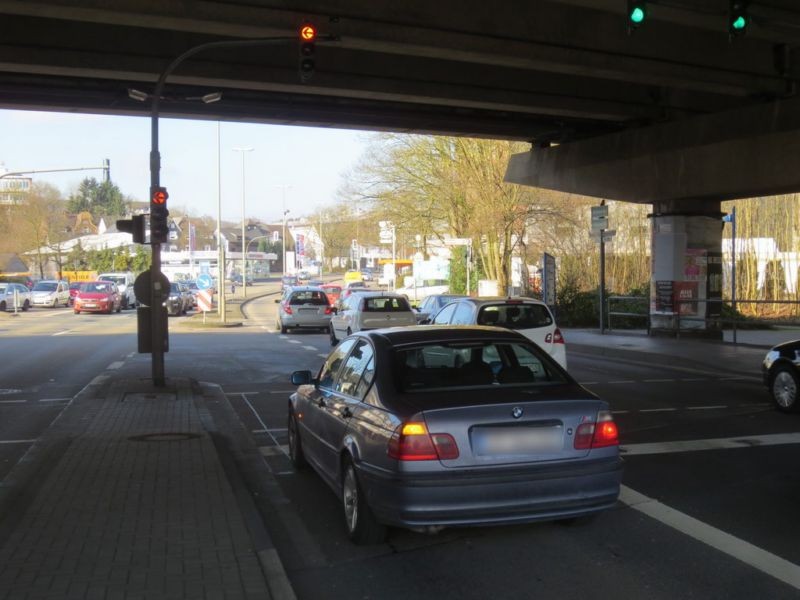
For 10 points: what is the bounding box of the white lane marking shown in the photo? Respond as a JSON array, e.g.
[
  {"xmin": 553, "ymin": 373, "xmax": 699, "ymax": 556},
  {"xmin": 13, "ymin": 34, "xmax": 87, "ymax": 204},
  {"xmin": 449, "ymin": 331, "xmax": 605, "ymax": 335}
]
[
  {"xmin": 0, "ymin": 399, "xmax": 27, "ymax": 404},
  {"xmin": 621, "ymin": 432, "xmax": 800, "ymax": 456},
  {"xmin": 608, "ymin": 380, "xmax": 636, "ymax": 384},
  {"xmin": 39, "ymin": 398, "xmax": 70, "ymax": 403},
  {"xmin": 680, "ymin": 378, "xmax": 708, "ymax": 382},
  {"xmin": 643, "ymin": 379, "xmax": 675, "ymax": 383},
  {"xmin": 260, "ymin": 445, "xmax": 290, "ymax": 457},
  {"xmin": 279, "ymin": 336, "xmax": 288, "ymax": 340},
  {"xmin": 639, "ymin": 408, "xmax": 676, "ymax": 413},
  {"xmin": 287, "ymin": 340, "xmax": 302, "ymax": 344},
  {"xmin": 0, "ymin": 389, "xmax": 23, "ymax": 395},
  {"xmin": 620, "ymin": 485, "xmax": 800, "ymax": 590},
  {"xmin": 127, "ymin": 352, "xmax": 135, "ymax": 358},
  {"xmin": 238, "ymin": 393, "xmax": 290, "ymax": 460},
  {"xmin": 302, "ymin": 345, "xmax": 317, "ymax": 351},
  {"xmin": 106, "ymin": 361, "xmax": 124, "ymax": 370},
  {"xmin": 252, "ymin": 428, "xmax": 288, "ymax": 433},
  {"xmin": 687, "ymin": 405, "xmax": 727, "ymax": 410},
  {"xmin": 0, "ymin": 439, "xmax": 37, "ymax": 444},
  {"xmin": 52, "ymin": 330, "xmax": 72, "ymax": 336},
  {"xmin": 317, "ymin": 353, "xmax": 328, "ymax": 358}
]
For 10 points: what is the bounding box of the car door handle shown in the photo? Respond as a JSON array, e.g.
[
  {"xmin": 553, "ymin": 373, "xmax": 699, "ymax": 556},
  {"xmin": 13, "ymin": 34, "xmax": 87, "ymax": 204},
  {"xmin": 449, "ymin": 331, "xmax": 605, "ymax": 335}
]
[{"xmin": 340, "ymin": 407, "xmax": 353, "ymax": 419}]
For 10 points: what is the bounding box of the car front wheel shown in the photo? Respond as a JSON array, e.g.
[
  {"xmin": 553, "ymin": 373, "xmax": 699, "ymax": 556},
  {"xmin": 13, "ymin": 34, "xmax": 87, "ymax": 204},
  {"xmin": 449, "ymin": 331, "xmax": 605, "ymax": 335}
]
[
  {"xmin": 287, "ymin": 411, "xmax": 307, "ymax": 469},
  {"xmin": 341, "ymin": 459, "xmax": 386, "ymax": 545},
  {"xmin": 771, "ymin": 366, "xmax": 800, "ymax": 412}
]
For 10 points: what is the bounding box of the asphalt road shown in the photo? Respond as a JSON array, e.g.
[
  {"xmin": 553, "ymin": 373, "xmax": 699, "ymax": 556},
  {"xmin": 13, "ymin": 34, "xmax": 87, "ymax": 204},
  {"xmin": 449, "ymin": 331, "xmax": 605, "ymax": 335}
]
[{"xmin": 1, "ymin": 288, "xmax": 799, "ymax": 599}]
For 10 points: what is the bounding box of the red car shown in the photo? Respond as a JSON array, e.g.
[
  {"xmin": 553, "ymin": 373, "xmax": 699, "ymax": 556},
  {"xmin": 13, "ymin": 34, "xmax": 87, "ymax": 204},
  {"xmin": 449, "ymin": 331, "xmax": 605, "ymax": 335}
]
[
  {"xmin": 73, "ymin": 281, "xmax": 122, "ymax": 314},
  {"xmin": 68, "ymin": 281, "xmax": 82, "ymax": 306},
  {"xmin": 320, "ymin": 283, "xmax": 342, "ymax": 306}
]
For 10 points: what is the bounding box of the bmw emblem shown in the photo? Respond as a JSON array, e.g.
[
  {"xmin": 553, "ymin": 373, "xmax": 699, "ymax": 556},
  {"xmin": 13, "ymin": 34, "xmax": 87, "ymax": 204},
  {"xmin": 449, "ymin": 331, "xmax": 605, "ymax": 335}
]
[{"xmin": 511, "ymin": 407, "xmax": 524, "ymax": 419}]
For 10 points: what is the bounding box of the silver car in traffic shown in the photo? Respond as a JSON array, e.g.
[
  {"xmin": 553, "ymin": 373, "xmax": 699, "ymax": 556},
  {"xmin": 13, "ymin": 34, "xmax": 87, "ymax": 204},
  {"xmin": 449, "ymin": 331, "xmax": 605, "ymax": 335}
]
[
  {"xmin": 288, "ymin": 326, "xmax": 622, "ymax": 544},
  {"xmin": 275, "ymin": 286, "xmax": 334, "ymax": 333}
]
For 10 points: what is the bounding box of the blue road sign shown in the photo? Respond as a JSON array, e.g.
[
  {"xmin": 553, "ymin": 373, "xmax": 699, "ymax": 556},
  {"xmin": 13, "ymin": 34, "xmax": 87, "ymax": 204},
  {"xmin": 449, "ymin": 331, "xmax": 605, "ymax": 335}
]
[{"xmin": 196, "ymin": 273, "xmax": 213, "ymax": 290}]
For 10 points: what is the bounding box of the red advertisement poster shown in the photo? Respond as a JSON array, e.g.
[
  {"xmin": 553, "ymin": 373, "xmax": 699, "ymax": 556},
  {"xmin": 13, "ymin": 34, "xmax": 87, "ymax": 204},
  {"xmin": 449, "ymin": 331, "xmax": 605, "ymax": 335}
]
[{"xmin": 674, "ymin": 281, "xmax": 698, "ymax": 316}]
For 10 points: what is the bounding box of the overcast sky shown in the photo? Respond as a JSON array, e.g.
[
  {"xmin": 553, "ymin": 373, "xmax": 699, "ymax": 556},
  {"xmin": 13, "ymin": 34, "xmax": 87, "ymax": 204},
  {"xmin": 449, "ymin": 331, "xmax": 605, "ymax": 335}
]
[{"xmin": 0, "ymin": 109, "xmax": 371, "ymax": 223}]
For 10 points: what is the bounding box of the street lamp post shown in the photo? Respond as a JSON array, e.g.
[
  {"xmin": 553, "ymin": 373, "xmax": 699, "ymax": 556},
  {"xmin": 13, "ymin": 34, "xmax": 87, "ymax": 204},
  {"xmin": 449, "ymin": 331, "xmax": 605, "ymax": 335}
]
[
  {"xmin": 233, "ymin": 147, "xmax": 254, "ymax": 298},
  {"xmin": 275, "ymin": 185, "xmax": 293, "ymax": 276},
  {"xmin": 216, "ymin": 122, "xmax": 227, "ymax": 324}
]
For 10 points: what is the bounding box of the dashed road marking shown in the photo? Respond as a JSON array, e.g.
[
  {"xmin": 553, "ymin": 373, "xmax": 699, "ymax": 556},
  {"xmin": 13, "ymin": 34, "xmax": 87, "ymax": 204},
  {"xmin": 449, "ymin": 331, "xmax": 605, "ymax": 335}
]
[
  {"xmin": 0, "ymin": 389, "xmax": 23, "ymax": 395},
  {"xmin": 639, "ymin": 408, "xmax": 677, "ymax": 413},
  {"xmin": 621, "ymin": 432, "xmax": 800, "ymax": 456},
  {"xmin": 687, "ymin": 405, "xmax": 727, "ymax": 410},
  {"xmin": 0, "ymin": 439, "xmax": 37, "ymax": 444},
  {"xmin": 52, "ymin": 330, "xmax": 71, "ymax": 336},
  {"xmin": 287, "ymin": 340, "xmax": 302, "ymax": 344},
  {"xmin": 0, "ymin": 399, "xmax": 26, "ymax": 404},
  {"xmin": 607, "ymin": 380, "xmax": 636, "ymax": 384},
  {"xmin": 236, "ymin": 393, "xmax": 290, "ymax": 460},
  {"xmin": 620, "ymin": 485, "xmax": 800, "ymax": 590},
  {"xmin": 106, "ymin": 361, "xmax": 124, "ymax": 370},
  {"xmin": 302, "ymin": 345, "xmax": 317, "ymax": 351},
  {"xmin": 39, "ymin": 398, "xmax": 70, "ymax": 403},
  {"xmin": 260, "ymin": 444, "xmax": 290, "ymax": 457},
  {"xmin": 643, "ymin": 379, "xmax": 675, "ymax": 383}
]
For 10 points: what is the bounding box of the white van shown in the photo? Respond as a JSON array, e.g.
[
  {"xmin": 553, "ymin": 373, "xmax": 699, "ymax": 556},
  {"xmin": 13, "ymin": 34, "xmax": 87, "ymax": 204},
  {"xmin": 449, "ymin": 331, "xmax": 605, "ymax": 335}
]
[{"xmin": 97, "ymin": 272, "xmax": 137, "ymax": 309}]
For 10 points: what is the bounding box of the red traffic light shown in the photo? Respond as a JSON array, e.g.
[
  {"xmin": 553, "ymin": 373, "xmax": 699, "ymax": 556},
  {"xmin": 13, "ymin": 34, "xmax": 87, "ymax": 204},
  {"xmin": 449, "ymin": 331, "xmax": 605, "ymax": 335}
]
[
  {"xmin": 300, "ymin": 24, "xmax": 316, "ymax": 41},
  {"xmin": 152, "ymin": 188, "xmax": 168, "ymax": 204}
]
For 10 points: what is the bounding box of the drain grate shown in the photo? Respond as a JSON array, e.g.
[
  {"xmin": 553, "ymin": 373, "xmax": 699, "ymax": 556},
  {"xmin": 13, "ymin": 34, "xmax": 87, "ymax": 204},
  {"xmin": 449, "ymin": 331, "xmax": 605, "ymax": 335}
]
[{"xmin": 128, "ymin": 432, "xmax": 202, "ymax": 442}]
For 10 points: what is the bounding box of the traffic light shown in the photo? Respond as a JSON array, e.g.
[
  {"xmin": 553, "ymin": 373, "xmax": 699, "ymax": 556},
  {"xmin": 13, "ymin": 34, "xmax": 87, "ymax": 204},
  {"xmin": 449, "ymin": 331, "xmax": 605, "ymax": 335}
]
[
  {"xmin": 299, "ymin": 22, "xmax": 316, "ymax": 83},
  {"xmin": 627, "ymin": 1, "xmax": 646, "ymax": 31},
  {"xmin": 116, "ymin": 214, "xmax": 147, "ymax": 244},
  {"xmin": 150, "ymin": 186, "xmax": 169, "ymax": 244},
  {"xmin": 729, "ymin": 1, "xmax": 749, "ymax": 37}
]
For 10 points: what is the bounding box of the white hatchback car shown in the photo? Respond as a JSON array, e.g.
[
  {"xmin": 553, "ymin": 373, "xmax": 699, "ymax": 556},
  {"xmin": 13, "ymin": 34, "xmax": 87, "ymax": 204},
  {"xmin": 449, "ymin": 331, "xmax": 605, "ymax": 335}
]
[
  {"xmin": 428, "ymin": 297, "xmax": 567, "ymax": 370},
  {"xmin": 330, "ymin": 292, "xmax": 417, "ymax": 345},
  {"xmin": 0, "ymin": 283, "xmax": 32, "ymax": 311},
  {"xmin": 31, "ymin": 280, "xmax": 70, "ymax": 308}
]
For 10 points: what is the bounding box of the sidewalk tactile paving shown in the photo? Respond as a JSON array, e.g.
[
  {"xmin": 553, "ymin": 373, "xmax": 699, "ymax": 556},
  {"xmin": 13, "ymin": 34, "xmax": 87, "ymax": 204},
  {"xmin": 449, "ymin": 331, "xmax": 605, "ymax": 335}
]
[{"xmin": 0, "ymin": 380, "xmax": 271, "ymax": 600}]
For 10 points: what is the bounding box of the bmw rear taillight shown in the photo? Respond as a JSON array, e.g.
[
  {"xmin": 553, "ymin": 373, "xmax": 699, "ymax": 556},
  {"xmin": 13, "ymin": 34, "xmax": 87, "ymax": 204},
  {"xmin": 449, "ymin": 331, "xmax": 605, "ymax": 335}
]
[
  {"xmin": 574, "ymin": 410, "xmax": 618, "ymax": 450},
  {"xmin": 388, "ymin": 422, "xmax": 459, "ymax": 461},
  {"xmin": 553, "ymin": 328, "xmax": 565, "ymax": 344},
  {"xmin": 283, "ymin": 303, "xmax": 293, "ymax": 315},
  {"xmin": 324, "ymin": 306, "xmax": 333, "ymax": 315}
]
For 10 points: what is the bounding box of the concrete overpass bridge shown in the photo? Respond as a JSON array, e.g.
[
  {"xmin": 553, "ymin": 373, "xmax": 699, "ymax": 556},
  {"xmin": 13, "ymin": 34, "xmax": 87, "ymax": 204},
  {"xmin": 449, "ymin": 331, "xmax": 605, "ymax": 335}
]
[{"xmin": 2, "ymin": 0, "xmax": 800, "ymax": 331}]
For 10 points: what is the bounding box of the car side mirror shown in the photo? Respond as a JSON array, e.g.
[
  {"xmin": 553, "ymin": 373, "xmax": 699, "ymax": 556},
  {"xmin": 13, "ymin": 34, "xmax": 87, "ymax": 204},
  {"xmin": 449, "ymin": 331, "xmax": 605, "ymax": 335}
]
[
  {"xmin": 291, "ymin": 370, "xmax": 314, "ymax": 386},
  {"xmin": 420, "ymin": 318, "xmax": 432, "ymax": 325}
]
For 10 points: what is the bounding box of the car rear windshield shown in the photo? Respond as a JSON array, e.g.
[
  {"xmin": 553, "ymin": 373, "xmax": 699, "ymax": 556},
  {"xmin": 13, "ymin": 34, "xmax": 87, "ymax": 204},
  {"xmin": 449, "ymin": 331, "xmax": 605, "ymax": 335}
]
[
  {"xmin": 395, "ymin": 341, "xmax": 566, "ymax": 391},
  {"xmin": 289, "ymin": 291, "xmax": 329, "ymax": 305},
  {"xmin": 477, "ymin": 303, "xmax": 553, "ymax": 330},
  {"xmin": 33, "ymin": 282, "xmax": 57, "ymax": 291},
  {"xmin": 324, "ymin": 286, "xmax": 342, "ymax": 294},
  {"xmin": 99, "ymin": 276, "xmax": 125, "ymax": 285},
  {"xmin": 363, "ymin": 297, "xmax": 411, "ymax": 312}
]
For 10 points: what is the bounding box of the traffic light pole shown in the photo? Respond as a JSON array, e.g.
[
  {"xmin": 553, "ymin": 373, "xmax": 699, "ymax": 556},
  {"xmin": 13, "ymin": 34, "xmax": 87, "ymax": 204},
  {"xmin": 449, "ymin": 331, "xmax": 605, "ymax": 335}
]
[{"xmin": 146, "ymin": 34, "xmax": 330, "ymax": 386}]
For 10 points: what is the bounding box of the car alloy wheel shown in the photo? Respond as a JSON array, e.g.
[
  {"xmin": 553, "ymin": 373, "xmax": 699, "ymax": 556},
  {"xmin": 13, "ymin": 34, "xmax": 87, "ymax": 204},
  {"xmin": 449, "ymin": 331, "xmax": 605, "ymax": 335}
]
[
  {"xmin": 287, "ymin": 412, "xmax": 306, "ymax": 469},
  {"xmin": 341, "ymin": 459, "xmax": 386, "ymax": 545},
  {"xmin": 771, "ymin": 366, "xmax": 800, "ymax": 412}
]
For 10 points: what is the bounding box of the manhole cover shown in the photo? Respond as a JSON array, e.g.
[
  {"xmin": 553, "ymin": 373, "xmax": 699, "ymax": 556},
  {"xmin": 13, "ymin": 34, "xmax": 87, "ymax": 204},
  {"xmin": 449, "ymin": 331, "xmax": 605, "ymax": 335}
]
[{"xmin": 129, "ymin": 432, "xmax": 202, "ymax": 442}]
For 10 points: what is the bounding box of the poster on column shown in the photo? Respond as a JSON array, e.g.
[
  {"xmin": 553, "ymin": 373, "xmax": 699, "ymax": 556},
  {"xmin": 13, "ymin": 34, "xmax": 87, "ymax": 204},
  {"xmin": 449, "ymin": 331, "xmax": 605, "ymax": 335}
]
[
  {"xmin": 674, "ymin": 281, "xmax": 699, "ymax": 316},
  {"xmin": 653, "ymin": 280, "xmax": 675, "ymax": 313},
  {"xmin": 681, "ymin": 248, "xmax": 707, "ymax": 317}
]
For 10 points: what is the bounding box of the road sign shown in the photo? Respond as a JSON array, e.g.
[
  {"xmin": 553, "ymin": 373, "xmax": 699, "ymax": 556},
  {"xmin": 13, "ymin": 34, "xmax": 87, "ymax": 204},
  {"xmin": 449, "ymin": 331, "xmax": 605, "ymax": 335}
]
[
  {"xmin": 591, "ymin": 205, "xmax": 609, "ymax": 231},
  {"xmin": 590, "ymin": 229, "xmax": 616, "ymax": 242},
  {"xmin": 133, "ymin": 271, "xmax": 170, "ymax": 306},
  {"xmin": 196, "ymin": 273, "xmax": 213, "ymax": 290},
  {"xmin": 197, "ymin": 290, "xmax": 213, "ymax": 312}
]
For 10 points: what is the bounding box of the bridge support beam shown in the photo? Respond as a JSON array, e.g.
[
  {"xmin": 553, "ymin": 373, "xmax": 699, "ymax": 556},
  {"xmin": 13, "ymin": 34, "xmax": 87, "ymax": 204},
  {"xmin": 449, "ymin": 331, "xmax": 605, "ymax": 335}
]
[{"xmin": 649, "ymin": 199, "xmax": 724, "ymax": 337}]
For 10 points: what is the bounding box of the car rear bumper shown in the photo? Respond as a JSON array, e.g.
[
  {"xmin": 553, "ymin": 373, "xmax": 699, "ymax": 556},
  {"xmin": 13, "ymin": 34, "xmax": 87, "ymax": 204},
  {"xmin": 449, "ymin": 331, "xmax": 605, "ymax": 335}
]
[{"xmin": 357, "ymin": 456, "xmax": 623, "ymax": 528}]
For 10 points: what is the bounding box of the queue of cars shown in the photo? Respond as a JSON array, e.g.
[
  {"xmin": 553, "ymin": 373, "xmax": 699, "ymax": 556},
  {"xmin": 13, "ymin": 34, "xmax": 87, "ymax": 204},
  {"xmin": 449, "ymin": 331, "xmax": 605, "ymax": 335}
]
[{"xmin": 274, "ymin": 277, "xmax": 617, "ymax": 545}]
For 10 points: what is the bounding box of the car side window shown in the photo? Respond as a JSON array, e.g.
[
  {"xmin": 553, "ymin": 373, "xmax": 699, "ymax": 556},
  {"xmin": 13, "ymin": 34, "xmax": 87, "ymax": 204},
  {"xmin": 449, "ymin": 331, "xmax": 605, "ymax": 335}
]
[
  {"xmin": 318, "ymin": 339, "xmax": 356, "ymax": 390},
  {"xmin": 335, "ymin": 340, "xmax": 375, "ymax": 398},
  {"xmin": 432, "ymin": 302, "xmax": 458, "ymax": 324},
  {"xmin": 452, "ymin": 302, "xmax": 474, "ymax": 324}
]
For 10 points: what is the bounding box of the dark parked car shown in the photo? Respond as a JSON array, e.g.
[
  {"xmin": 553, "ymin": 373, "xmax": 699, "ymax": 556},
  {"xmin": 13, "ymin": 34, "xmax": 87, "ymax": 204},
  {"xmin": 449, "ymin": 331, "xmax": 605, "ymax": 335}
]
[
  {"xmin": 288, "ymin": 326, "xmax": 622, "ymax": 544},
  {"xmin": 165, "ymin": 282, "xmax": 191, "ymax": 316},
  {"xmin": 762, "ymin": 340, "xmax": 800, "ymax": 412},
  {"xmin": 413, "ymin": 293, "xmax": 466, "ymax": 323}
]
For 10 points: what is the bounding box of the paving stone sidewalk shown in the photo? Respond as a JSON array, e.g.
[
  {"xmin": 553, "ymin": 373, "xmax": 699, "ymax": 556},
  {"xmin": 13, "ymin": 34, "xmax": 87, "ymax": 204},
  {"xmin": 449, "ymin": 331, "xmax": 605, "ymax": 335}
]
[{"xmin": 0, "ymin": 377, "xmax": 272, "ymax": 600}]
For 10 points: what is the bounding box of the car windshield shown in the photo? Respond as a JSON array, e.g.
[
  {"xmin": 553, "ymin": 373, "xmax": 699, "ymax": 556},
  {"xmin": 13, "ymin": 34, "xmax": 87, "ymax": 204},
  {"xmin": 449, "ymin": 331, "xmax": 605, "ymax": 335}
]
[
  {"xmin": 81, "ymin": 282, "xmax": 113, "ymax": 293},
  {"xmin": 477, "ymin": 303, "xmax": 553, "ymax": 329},
  {"xmin": 170, "ymin": 283, "xmax": 181, "ymax": 293},
  {"xmin": 99, "ymin": 276, "xmax": 125, "ymax": 285},
  {"xmin": 363, "ymin": 296, "xmax": 411, "ymax": 312},
  {"xmin": 33, "ymin": 282, "xmax": 57, "ymax": 292},
  {"xmin": 395, "ymin": 341, "xmax": 565, "ymax": 391}
]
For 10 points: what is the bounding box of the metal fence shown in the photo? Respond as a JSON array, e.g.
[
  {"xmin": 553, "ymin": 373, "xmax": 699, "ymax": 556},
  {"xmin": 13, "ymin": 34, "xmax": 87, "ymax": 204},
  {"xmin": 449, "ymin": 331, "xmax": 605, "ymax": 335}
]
[{"xmin": 606, "ymin": 296, "xmax": 800, "ymax": 344}]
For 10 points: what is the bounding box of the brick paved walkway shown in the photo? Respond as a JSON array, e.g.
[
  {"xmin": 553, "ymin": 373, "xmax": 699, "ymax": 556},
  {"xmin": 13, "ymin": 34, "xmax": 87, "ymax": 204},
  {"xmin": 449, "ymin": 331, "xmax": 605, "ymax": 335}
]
[{"xmin": 0, "ymin": 378, "xmax": 272, "ymax": 600}]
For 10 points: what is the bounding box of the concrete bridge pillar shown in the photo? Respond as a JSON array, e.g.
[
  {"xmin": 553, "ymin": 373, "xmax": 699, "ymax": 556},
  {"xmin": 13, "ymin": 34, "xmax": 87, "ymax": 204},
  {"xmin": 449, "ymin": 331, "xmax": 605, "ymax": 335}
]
[{"xmin": 649, "ymin": 199, "xmax": 724, "ymax": 337}]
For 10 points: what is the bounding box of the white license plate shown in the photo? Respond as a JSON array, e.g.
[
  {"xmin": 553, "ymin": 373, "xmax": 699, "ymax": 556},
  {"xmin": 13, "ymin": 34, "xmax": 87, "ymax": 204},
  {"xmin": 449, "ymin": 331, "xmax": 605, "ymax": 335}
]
[
  {"xmin": 473, "ymin": 425, "xmax": 563, "ymax": 456},
  {"xmin": 84, "ymin": 303, "xmax": 97, "ymax": 308}
]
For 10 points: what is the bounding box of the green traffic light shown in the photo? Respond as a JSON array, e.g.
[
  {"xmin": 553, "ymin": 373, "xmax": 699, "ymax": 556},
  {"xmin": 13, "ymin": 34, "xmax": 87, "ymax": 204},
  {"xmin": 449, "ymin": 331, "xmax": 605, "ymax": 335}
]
[
  {"xmin": 732, "ymin": 15, "xmax": 747, "ymax": 30},
  {"xmin": 630, "ymin": 7, "xmax": 645, "ymax": 24}
]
